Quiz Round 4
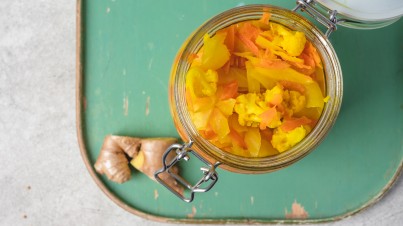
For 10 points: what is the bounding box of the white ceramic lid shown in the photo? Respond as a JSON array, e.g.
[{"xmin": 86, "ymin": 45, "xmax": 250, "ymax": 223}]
[{"xmin": 318, "ymin": 0, "xmax": 403, "ymax": 21}]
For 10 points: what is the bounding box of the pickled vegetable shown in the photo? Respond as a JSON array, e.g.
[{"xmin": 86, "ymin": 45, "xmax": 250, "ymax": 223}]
[{"xmin": 185, "ymin": 13, "xmax": 326, "ymax": 157}]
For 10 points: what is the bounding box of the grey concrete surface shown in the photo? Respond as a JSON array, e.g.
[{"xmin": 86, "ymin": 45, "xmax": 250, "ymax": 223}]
[{"xmin": 0, "ymin": 1, "xmax": 402, "ymax": 226}]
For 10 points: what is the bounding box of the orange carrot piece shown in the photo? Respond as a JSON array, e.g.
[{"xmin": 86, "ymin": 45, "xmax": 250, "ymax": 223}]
[
  {"xmin": 259, "ymin": 58, "xmax": 290, "ymax": 69},
  {"xmin": 217, "ymin": 81, "xmax": 238, "ymax": 100},
  {"xmin": 238, "ymin": 35, "xmax": 260, "ymax": 56},
  {"xmin": 221, "ymin": 25, "xmax": 236, "ymax": 73},
  {"xmin": 229, "ymin": 129, "xmax": 247, "ymax": 149},
  {"xmin": 301, "ymin": 41, "xmax": 322, "ymax": 68},
  {"xmin": 307, "ymin": 42, "xmax": 322, "ymax": 68},
  {"xmin": 279, "ymin": 80, "xmax": 305, "ymax": 94},
  {"xmin": 225, "ymin": 25, "xmax": 236, "ymax": 53},
  {"xmin": 300, "ymin": 53, "xmax": 315, "ymax": 69},
  {"xmin": 259, "ymin": 12, "xmax": 271, "ymax": 25},
  {"xmin": 290, "ymin": 53, "xmax": 314, "ymax": 70},
  {"xmin": 280, "ymin": 116, "xmax": 312, "ymax": 132},
  {"xmin": 259, "ymin": 107, "xmax": 277, "ymax": 130},
  {"xmin": 218, "ymin": 26, "xmax": 235, "ymax": 72},
  {"xmin": 276, "ymin": 103, "xmax": 285, "ymax": 115},
  {"xmin": 239, "ymin": 22, "xmax": 260, "ymax": 40},
  {"xmin": 237, "ymin": 22, "xmax": 261, "ymax": 56}
]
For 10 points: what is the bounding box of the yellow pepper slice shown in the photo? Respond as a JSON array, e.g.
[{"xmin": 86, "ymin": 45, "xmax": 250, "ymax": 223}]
[{"xmin": 201, "ymin": 33, "xmax": 230, "ymax": 70}]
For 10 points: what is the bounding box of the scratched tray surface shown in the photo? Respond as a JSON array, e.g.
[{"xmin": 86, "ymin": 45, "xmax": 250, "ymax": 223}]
[{"xmin": 78, "ymin": 0, "xmax": 403, "ymax": 222}]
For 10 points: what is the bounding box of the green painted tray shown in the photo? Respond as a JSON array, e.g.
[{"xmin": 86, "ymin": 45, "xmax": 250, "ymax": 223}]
[{"xmin": 76, "ymin": 0, "xmax": 403, "ymax": 223}]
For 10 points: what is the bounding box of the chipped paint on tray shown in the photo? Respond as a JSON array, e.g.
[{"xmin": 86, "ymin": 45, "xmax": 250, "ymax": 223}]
[
  {"xmin": 123, "ymin": 95, "xmax": 129, "ymax": 116},
  {"xmin": 145, "ymin": 96, "xmax": 150, "ymax": 116},
  {"xmin": 250, "ymin": 196, "xmax": 254, "ymax": 205},
  {"xmin": 154, "ymin": 189, "xmax": 159, "ymax": 200},
  {"xmin": 148, "ymin": 58, "xmax": 154, "ymax": 70},
  {"xmin": 187, "ymin": 206, "xmax": 197, "ymax": 218},
  {"xmin": 285, "ymin": 200, "xmax": 309, "ymax": 219}
]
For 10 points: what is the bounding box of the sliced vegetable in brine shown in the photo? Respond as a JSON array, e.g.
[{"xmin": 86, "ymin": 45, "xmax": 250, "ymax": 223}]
[{"xmin": 185, "ymin": 13, "xmax": 326, "ymax": 157}]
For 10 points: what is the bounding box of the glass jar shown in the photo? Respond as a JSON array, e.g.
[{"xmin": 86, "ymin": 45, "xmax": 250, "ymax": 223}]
[
  {"xmin": 170, "ymin": 4, "xmax": 342, "ymax": 172},
  {"xmin": 158, "ymin": 4, "xmax": 343, "ymax": 202}
]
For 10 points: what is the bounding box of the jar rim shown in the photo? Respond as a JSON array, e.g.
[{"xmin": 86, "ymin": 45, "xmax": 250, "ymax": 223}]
[{"xmin": 170, "ymin": 4, "xmax": 343, "ymax": 173}]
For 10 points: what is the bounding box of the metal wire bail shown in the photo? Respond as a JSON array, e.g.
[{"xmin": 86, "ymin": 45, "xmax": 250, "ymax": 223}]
[
  {"xmin": 293, "ymin": 0, "xmax": 341, "ymax": 37},
  {"xmin": 154, "ymin": 140, "xmax": 221, "ymax": 202}
]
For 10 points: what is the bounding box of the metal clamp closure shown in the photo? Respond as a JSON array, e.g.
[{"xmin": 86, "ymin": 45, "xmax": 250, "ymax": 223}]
[
  {"xmin": 293, "ymin": 0, "xmax": 342, "ymax": 37},
  {"xmin": 154, "ymin": 140, "xmax": 221, "ymax": 202}
]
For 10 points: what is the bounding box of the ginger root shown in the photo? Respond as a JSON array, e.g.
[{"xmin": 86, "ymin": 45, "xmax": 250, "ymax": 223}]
[
  {"xmin": 94, "ymin": 135, "xmax": 183, "ymax": 195},
  {"xmin": 94, "ymin": 135, "xmax": 142, "ymax": 183},
  {"xmin": 130, "ymin": 138, "xmax": 183, "ymax": 195}
]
